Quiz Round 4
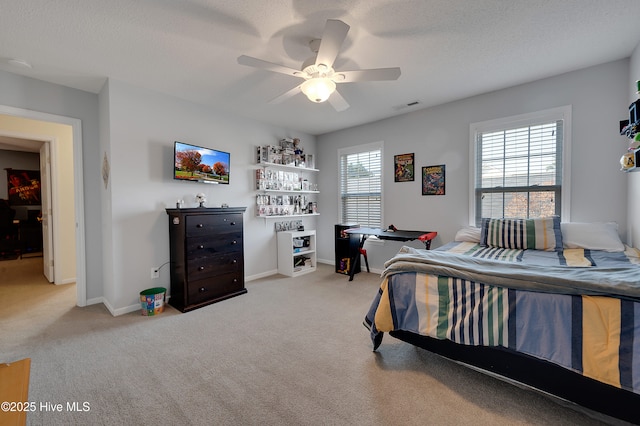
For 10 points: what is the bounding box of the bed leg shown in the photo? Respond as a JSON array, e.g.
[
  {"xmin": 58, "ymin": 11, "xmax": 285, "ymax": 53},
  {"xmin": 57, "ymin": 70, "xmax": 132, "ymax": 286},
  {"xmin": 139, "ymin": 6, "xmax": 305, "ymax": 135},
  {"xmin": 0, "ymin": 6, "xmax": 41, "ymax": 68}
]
[{"xmin": 373, "ymin": 332, "xmax": 383, "ymax": 351}]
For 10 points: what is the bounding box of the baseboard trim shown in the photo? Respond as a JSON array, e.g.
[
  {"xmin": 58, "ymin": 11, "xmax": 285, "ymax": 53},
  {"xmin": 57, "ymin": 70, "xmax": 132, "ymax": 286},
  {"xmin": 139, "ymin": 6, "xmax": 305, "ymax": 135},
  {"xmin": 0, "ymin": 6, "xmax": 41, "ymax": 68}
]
[
  {"xmin": 246, "ymin": 269, "xmax": 278, "ymax": 282},
  {"xmin": 85, "ymin": 296, "xmax": 103, "ymax": 306}
]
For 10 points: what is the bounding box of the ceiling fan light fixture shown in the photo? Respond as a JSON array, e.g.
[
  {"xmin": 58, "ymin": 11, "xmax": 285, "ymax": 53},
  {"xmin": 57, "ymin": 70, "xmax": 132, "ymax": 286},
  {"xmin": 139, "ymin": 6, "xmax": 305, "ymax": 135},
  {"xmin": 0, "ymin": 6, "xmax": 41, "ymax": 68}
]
[{"xmin": 300, "ymin": 78, "xmax": 336, "ymax": 103}]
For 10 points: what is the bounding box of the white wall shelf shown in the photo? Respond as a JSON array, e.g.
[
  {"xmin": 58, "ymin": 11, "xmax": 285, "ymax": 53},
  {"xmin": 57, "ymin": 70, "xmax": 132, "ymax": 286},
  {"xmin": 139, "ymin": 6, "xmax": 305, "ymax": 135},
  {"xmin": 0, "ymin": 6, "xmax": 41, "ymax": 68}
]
[
  {"xmin": 257, "ymin": 161, "xmax": 318, "ymax": 173},
  {"xmin": 260, "ymin": 189, "xmax": 319, "ymax": 194},
  {"xmin": 255, "ymin": 143, "xmax": 319, "ymax": 217},
  {"xmin": 258, "ymin": 213, "xmax": 320, "ymax": 219}
]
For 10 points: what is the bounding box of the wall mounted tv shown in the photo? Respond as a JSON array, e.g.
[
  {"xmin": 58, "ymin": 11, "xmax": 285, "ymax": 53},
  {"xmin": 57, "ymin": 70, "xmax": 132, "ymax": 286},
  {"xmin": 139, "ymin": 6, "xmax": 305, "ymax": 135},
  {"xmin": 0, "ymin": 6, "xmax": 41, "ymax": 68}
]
[{"xmin": 174, "ymin": 141, "xmax": 230, "ymax": 184}]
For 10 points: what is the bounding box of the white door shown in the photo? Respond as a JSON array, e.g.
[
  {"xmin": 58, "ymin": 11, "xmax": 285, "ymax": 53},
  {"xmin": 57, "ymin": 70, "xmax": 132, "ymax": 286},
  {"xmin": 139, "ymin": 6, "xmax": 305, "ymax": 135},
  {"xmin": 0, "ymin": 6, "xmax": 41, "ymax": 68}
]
[{"xmin": 39, "ymin": 143, "xmax": 54, "ymax": 282}]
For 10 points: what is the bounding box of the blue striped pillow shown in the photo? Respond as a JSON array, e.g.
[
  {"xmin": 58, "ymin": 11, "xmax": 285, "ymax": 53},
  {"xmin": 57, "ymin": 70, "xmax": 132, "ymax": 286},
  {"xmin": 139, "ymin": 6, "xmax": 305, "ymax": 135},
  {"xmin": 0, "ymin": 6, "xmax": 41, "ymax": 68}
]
[{"xmin": 480, "ymin": 217, "xmax": 562, "ymax": 251}]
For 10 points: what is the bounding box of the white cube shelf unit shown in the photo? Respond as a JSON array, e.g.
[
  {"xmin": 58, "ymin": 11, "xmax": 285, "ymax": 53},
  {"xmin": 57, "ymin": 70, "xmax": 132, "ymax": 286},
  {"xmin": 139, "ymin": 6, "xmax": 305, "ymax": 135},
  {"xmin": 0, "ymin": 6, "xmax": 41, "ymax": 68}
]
[{"xmin": 277, "ymin": 230, "xmax": 317, "ymax": 277}]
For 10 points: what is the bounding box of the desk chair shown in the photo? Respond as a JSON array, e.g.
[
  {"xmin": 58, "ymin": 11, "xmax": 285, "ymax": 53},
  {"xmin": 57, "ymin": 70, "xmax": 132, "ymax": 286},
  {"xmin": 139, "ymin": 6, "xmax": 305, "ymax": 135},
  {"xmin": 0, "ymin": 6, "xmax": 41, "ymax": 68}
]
[
  {"xmin": 359, "ymin": 248, "xmax": 370, "ymax": 272},
  {"xmin": 418, "ymin": 232, "xmax": 438, "ymax": 249}
]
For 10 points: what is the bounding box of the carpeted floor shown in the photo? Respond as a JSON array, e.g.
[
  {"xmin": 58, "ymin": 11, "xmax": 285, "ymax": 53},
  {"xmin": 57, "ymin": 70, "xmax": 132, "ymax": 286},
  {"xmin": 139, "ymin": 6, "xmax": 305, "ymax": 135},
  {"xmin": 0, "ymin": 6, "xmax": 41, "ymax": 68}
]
[{"xmin": 0, "ymin": 260, "xmax": 620, "ymax": 425}]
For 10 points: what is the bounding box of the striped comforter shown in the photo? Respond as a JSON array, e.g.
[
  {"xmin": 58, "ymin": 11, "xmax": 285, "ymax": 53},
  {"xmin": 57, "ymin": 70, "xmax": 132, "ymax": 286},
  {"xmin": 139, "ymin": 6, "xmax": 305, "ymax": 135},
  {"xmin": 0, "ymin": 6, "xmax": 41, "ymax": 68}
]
[{"xmin": 365, "ymin": 242, "xmax": 640, "ymax": 394}]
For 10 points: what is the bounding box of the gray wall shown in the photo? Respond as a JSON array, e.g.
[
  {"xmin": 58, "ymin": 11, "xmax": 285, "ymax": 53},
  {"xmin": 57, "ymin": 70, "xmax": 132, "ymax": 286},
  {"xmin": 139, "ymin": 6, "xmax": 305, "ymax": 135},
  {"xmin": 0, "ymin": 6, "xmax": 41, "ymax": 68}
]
[
  {"xmin": 0, "ymin": 55, "xmax": 634, "ymax": 312},
  {"xmin": 627, "ymin": 43, "xmax": 640, "ymax": 246},
  {"xmin": 316, "ymin": 59, "xmax": 630, "ymax": 271},
  {"xmin": 99, "ymin": 79, "xmax": 317, "ymax": 313},
  {"xmin": 0, "ymin": 70, "xmax": 103, "ymax": 300}
]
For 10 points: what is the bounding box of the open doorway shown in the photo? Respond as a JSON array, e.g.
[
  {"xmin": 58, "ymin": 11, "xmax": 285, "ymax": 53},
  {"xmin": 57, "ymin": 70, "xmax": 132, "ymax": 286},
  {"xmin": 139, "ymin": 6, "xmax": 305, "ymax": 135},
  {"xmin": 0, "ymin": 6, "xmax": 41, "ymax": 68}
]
[
  {"xmin": 0, "ymin": 106, "xmax": 86, "ymax": 306},
  {"xmin": 1, "ymin": 138, "xmax": 53, "ymax": 279}
]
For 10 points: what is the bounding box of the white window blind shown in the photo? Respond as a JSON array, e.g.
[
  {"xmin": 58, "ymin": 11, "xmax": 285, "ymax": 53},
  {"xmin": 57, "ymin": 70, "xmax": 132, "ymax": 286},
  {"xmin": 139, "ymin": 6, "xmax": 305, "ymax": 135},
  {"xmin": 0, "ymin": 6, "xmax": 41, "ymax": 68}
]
[
  {"xmin": 339, "ymin": 145, "xmax": 382, "ymax": 228},
  {"xmin": 474, "ymin": 119, "xmax": 563, "ymax": 225}
]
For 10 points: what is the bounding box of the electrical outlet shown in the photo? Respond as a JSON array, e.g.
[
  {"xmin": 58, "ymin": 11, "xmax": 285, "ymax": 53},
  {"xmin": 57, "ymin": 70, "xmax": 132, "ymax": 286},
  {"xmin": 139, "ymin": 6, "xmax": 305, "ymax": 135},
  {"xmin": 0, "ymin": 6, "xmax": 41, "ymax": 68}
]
[{"xmin": 151, "ymin": 267, "xmax": 159, "ymax": 279}]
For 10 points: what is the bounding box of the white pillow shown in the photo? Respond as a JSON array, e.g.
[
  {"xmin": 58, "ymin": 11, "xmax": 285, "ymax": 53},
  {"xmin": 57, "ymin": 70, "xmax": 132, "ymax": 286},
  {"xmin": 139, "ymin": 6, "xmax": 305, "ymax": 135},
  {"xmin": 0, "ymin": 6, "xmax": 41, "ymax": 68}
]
[
  {"xmin": 561, "ymin": 222, "xmax": 624, "ymax": 252},
  {"xmin": 455, "ymin": 226, "xmax": 481, "ymax": 243}
]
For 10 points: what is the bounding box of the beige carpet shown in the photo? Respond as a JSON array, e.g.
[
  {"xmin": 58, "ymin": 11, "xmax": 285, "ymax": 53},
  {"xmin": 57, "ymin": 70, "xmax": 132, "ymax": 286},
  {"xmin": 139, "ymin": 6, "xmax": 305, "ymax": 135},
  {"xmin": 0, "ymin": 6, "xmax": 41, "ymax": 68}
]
[{"xmin": 0, "ymin": 260, "xmax": 618, "ymax": 425}]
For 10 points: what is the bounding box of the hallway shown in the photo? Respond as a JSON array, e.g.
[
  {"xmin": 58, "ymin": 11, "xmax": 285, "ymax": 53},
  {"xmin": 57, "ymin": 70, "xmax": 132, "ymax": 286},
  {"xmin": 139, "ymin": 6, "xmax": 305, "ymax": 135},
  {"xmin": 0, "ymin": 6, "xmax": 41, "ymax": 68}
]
[{"xmin": 0, "ymin": 257, "xmax": 75, "ymax": 353}]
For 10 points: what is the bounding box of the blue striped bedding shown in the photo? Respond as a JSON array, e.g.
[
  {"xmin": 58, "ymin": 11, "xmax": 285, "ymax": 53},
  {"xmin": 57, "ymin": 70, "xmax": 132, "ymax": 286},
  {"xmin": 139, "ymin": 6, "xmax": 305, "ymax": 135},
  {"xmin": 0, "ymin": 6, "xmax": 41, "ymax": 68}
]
[{"xmin": 365, "ymin": 242, "xmax": 640, "ymax": 394}]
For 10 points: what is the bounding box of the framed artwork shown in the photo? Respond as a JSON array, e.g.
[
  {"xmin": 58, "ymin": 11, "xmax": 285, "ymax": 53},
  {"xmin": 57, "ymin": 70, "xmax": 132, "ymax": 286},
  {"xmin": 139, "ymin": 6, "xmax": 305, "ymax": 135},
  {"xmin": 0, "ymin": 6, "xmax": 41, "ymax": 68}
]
[
  {"xmin": 6, "ymin": 169, "xmax": 41, "ymax": 205},
  {"xmin": 422, "ymin": 165, "xmax": 445, "ymax": 195},
  {"xmin": 394, "ymin": 153, "xmax": 414, "ymax": 182}
]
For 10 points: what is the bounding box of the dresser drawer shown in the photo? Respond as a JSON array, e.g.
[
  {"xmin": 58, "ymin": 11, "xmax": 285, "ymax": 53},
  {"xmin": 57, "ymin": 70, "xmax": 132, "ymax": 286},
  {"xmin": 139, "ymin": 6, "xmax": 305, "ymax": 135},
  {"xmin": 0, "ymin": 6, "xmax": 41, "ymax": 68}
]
[
  {"xmin": 186, "ymin": 233, "xmax": 243, "ymax": 258},
  {"xmin": 188, "ymin": 272, "xmax": 243, "ymax": 306},
  {"xmin": 185, "ymin": 213, "xmax": 242, "ymax": 237},
  {"xmin": 186, "ymin": 252, "xmax": 242, "ymax": 281}
]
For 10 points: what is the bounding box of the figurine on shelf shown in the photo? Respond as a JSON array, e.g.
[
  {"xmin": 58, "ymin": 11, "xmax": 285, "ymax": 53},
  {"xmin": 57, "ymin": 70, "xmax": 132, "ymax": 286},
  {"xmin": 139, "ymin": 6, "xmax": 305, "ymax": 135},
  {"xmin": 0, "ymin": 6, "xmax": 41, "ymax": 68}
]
[
  {"xmin": 293, "ymin": 138, "xmax": 305, "ymax": 167},
  {"xmin": 621, "ymin": 151, "xmax": 636, "ymax": 170},
  {"xmin": 196, "ymin": 193, "xmax": 207, "ymax": 207}
]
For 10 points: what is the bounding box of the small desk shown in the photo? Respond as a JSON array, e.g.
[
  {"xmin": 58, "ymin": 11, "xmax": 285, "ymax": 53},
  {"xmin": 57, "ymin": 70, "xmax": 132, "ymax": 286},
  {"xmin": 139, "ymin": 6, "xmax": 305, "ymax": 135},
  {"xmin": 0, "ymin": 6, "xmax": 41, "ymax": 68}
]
[{"xmin": 344, "ymin": 228, "xmax": 436, "ymax": 281}]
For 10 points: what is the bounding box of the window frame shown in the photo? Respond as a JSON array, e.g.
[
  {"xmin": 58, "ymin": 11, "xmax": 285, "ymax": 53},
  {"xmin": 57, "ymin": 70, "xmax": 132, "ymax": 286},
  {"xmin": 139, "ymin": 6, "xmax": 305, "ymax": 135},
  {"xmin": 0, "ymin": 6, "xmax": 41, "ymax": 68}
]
[
  {"xmin": 469, "ymin": 106, "xmax": 572, "ymax": 226},
  {"xmin": 337, "ymin": 141, "xmax": 384, "ymax": 228}
]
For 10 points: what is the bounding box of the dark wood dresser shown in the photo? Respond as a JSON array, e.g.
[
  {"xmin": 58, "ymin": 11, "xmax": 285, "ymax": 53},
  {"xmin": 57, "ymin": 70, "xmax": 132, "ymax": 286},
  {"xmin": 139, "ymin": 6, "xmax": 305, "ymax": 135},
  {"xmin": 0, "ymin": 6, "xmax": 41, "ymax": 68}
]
[{"xmin": 166, "ymin": 207, "xmax": 247, "ymax": 312}]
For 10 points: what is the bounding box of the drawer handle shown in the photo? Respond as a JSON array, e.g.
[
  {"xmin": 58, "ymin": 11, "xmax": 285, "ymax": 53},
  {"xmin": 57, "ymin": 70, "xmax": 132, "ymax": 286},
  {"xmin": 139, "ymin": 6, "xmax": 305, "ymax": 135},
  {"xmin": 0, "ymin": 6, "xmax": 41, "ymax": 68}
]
[
  {"xmin": 230, "ymin": 222, "xmax": 236, "ymax": 226},
  {"xmin": 198, "ymin": 266, "xmax": 205, "ymax": 271},
  {"xmin": 232, "ymin": 278, "xmax": 238, "ymax": 283},
  {"xmin": 196, "ymin": 224, "xmax": 204, "ymax": 228},
  {"xmin": 199, "ymin": 287, "xmax": 207, "ymax": 293},
  {"xmin": 231, "ymin": 240, "xmax": 237, "ymax": 245},
  {"xmin": 198, "ymin": 245, "xmax": 204, "ymax": 249},
  {"xmin": 232, "ymin": 259, "xmax": 237, "ymax": 264}
]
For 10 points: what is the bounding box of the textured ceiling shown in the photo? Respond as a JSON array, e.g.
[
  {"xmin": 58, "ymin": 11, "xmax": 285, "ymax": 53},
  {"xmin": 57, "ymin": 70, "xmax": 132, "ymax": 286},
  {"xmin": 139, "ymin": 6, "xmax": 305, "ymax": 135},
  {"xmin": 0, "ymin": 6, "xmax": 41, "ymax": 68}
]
[{"xmin": 1, "ymin": 0, "xmax": 640, "ymax": 135}]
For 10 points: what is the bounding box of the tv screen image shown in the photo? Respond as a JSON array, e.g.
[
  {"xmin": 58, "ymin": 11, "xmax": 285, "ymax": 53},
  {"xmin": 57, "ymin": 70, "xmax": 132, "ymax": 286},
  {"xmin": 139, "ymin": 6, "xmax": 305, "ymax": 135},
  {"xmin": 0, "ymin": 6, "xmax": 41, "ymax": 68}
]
[{"xmin": 174, "ymin": 141, "xmax": 230, "ymax": 184}]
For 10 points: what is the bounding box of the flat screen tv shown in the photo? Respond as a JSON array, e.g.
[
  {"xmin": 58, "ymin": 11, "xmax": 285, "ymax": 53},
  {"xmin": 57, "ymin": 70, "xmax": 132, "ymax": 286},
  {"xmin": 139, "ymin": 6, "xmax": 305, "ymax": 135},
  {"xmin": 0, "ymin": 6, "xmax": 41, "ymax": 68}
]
[{"xmin": 174, "ymin": 141, "xmax": 230, "ymax": 184}]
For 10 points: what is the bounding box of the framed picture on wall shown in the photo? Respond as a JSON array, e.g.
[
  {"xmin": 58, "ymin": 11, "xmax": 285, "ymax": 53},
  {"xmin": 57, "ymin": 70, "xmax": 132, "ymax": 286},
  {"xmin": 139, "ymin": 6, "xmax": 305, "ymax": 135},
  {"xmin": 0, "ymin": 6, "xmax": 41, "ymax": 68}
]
[
  {"xmin": 6, "ymin": 169, "xmax": 41, "ymax": 205},
  {"xmin": 422, "ymin": 165, "xmax": 445, "ymax": 195},
  {"xmin": 394, "ymin": 153, "xmax": 414, "ymax": 182}
]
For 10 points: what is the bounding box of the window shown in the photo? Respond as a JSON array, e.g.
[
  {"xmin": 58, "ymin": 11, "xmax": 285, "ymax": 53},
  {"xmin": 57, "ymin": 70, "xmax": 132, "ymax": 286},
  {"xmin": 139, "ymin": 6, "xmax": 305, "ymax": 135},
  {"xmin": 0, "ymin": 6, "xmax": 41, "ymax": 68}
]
[
  {"xmin": 338, "ymin": 142, "xmax": 383, "ymax": 228},
  {"xmin": 470, "ymin": 106, "xmax": 571, "ymax": 226}
]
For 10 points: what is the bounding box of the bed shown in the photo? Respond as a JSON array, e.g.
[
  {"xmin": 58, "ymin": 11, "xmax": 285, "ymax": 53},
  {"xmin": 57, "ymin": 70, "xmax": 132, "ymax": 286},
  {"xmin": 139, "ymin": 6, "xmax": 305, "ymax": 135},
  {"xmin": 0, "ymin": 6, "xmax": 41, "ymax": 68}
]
[{"xmin": 364, "ymin": 218, "xmax": 640, "ymax": 423}]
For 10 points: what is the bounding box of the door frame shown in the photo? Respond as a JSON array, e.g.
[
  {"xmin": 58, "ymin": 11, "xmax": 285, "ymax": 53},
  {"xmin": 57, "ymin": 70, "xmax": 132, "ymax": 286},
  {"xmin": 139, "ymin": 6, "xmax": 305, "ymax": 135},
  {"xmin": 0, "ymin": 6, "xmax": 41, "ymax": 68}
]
[{"xmin": 0, "ymin": 105, "xmax": 87, "ymax": 306}]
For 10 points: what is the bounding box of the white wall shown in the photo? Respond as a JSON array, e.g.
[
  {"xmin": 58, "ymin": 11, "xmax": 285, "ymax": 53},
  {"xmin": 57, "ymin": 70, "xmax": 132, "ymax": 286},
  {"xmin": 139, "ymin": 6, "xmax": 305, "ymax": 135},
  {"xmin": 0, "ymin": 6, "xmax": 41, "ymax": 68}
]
[
  {"xmin": 100, "ymin": 79, "xmax": 317, "ymax": 314},
  {"xmin": 627, "ymin": 42, "xmax": 640, "ymax": 246},
  {"xmin": 317, "ymin": 59, "xmax": 630, "ymax": 271}
]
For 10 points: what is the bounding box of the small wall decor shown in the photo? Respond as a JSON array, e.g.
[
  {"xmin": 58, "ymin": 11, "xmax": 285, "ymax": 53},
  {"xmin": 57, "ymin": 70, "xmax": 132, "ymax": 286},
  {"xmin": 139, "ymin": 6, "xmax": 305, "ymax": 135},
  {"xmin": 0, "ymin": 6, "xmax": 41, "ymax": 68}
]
[
  {"xmin": 422, "ymin": 165, "xmax": 445, "ymax": 195},
  {"xmin": 394, "ymin": 153, "xmax": 414, "ymax": 182},
  {"xmin": 102, "ymin": 152, "xmax": 110, "ymax": 189}
]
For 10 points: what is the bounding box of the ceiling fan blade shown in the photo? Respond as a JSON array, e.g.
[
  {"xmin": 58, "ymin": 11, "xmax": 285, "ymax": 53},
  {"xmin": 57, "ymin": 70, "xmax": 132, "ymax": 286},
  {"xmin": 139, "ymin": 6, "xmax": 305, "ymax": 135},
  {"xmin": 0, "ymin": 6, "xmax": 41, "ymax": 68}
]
[
  {"xmin": 328, "ymin": 90, "xmax": 350, "ymax": 112},
  {"xmin": 237, "ymin": 55, "xmax": 303, "ymax": 78},
  {"xmin": 336, "ymin": 68, "xmax": 401, "ymax": 83},
  {"xmin": 315, "ymin": 19, "xmax": 350, "ymax": 68},
  {"xmin": 268, "ymin": 85, "xmax": 302, "ymax": 105}
]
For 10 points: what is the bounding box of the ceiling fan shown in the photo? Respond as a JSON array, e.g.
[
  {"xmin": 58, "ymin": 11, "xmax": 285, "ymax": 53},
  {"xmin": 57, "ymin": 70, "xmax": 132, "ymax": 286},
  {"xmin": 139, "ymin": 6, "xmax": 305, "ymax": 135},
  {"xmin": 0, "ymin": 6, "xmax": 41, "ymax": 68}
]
[{"xmin": 237, "ymin": 19, "xmax": 401, "ymax": 112}]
